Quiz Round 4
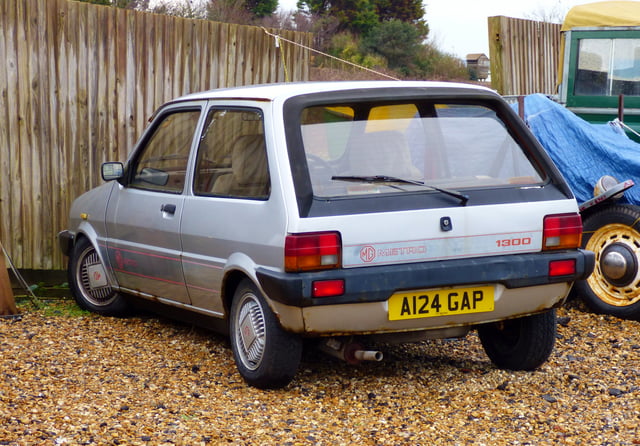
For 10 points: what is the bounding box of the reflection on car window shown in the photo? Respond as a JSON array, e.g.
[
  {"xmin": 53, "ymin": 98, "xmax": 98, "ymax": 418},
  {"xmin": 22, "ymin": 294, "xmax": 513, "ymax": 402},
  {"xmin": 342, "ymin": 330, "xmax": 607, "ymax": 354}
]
[
  {"xmin": 301, "ymin": 103, "xmax": 543, "ymax": 197},
  {"xmin": 130, "ymin": 110, "xmax": 201, "ymax": 193},
  {"xmin": 193, "ymin": 108, "xmax": 270, "ymax": 200}
]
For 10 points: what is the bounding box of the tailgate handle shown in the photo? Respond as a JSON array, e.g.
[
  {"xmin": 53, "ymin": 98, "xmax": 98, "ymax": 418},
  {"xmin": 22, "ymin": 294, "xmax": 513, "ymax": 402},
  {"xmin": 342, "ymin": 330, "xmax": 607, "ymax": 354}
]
[{"xmin": 161, "ymin": 203, "xmax": 176, "ymax": 215}]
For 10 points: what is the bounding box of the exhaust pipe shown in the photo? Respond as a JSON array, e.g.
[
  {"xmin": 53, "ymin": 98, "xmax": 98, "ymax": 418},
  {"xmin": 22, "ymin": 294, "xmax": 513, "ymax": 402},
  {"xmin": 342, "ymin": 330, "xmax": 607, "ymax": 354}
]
[
  {"xmin": 319, "ymin": 338, "xmax": 383, "ymax": 364},
  {"xmin": 353, "ymin": 349, "xmax": 383, "ymax": 362}
]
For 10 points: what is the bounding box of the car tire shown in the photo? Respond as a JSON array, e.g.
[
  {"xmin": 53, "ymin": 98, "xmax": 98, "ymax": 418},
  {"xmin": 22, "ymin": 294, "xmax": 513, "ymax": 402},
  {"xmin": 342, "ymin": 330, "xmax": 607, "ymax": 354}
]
[
  {"xmin": 69, "ymin": 237, "xmax": 129, "ymax": 316},
  {"xmin": 574, "ymin": 204, "xmax": 640, "ymax": 320},
  {"xmin": 229, "ymin": 279, "xmax": 302, "ymax": 389},
  {"xmin": 477, "ymin": 309, "xmax": 556, "ymax": 370}
]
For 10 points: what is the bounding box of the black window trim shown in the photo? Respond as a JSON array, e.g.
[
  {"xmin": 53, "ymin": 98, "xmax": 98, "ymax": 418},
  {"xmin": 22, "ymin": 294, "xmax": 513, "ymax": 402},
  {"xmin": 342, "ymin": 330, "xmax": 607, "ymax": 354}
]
[
  {"xmin": 283, "ymin": 87, "xmax": 574, "ymax": 218},
  {"xmin": 192, "ymin": 105, "xmax": 271, "ymax": 201},
  {"xmin": 122, "ymin": 104, "xmax": 204, "ymax": 194}
]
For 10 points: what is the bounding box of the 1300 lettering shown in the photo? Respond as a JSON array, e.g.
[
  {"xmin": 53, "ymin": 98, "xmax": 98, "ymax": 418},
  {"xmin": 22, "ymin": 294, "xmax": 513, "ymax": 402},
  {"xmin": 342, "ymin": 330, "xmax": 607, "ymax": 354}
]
[{"xmin": 399, "ymin": 290, "xmax": 484, "ymax": 316}]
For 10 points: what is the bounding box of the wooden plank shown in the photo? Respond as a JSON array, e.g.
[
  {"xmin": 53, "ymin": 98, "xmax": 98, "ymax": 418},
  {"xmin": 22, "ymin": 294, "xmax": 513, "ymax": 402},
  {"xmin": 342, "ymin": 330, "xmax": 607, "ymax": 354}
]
[
  {"xmin": 114, "ymin": 8, "xmax": 127, "ymax": 160},
  {"xmin": 85, "ymin": 1, "xmax": 98, "ymax": 190},
  {"xmin": 50, "ymin": 0, "xmax": 67, "ymax": 266},
  {"xmin": 37, "ymin": 0, "xmax": 55, "ymax": 269},
  {"xmin": 124, "ymin": 10, "xmax": 137, "ymax": 151},
  {"xmin": 0, "ymin": 0, "xmax": 12, "ymax": 253},
  {"xmin": 215, "ymin": 22, "xmax": 228, "ymax": 88},
  {"xmin": 143, "ymin": 12, "xmax": 156, "ymax": 122},
  {"xmin": 193, "ymin": 19, "xmax": 205, "ymax": 92},
  {"xmin": 181, "ymin": 19, "xmax": 193, "ymax": 95},
  {"xmin": 171, "ymin": 17, "xmax": 183, "ymax": 97},
  {"xmin": 152, "ymin": 15, "xmax": 167, "ymax": 110},
  {"xmin": 12, "ymin": 0, "xmax": 28, "ymax": 267},
  {"xmin": 135, "ymin": 10, "xmax": 146, "ymax": 136},
  {"xmin": 267, "ymin": 29, "xmax": 278, "ymax": 83},
  {"xmin": 57, "ymin": 0, "xmax": 70, "ymax": 210},
  {"xmin": 488, "ymin": 16, "xmax": 505, "ymax": 95},
  {"xmin": 65, "ymin": 0, "xmax": 80, "ymax": 227},
  {"xmin": 25, "ymin": 0, "xmax": 45, "ymax": 268},
  {"xmin": 227, "ymin": 24, "xmax": 237, "ymax": 87},
  {"xmin": 162, "ymin": 13, "xmax": 174, "ymax": 102},
  {"xmin": 75, "ymin": 2, "xmax": 91, "ymax": 194},
  {"xmin": 94, "ymin": 4, "xmax": 108, "ymax": 167}
]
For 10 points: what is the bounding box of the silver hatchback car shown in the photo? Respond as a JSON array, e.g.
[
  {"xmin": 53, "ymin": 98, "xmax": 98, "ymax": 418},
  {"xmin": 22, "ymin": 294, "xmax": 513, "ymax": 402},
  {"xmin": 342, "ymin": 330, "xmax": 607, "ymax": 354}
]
[{"xmin": 59, "ymin": 81, "xmax": 594, "ymax": 388}]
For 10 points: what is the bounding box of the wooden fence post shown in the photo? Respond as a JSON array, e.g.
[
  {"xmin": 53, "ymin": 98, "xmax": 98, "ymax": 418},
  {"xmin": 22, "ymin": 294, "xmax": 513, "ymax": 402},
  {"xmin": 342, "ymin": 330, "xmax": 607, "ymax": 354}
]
[{"xmin": 0, "ymin": 244, "xmax": 18, "ymax": 315}]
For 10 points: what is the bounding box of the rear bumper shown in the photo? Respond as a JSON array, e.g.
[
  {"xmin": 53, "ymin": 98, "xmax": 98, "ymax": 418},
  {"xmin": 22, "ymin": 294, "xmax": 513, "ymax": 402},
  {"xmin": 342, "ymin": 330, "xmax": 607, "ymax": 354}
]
[
  {"xmin": 258, "ymin": 249, "xmax": 594, "ymax": 335},
  {"xmin": 298, "ymin": 282, "xmax": 572, "ymax": 335},
  {"xmin": 256, "ymin": 249, "xmax": 595, "ymax": 308}
]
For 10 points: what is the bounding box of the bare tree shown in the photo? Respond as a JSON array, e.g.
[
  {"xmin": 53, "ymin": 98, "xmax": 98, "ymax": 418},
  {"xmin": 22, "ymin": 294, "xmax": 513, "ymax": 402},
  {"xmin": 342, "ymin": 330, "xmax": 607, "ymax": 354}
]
[
  {"xmin": 524, "ymin": 0, "xmax": 569, "ymax": 24},
  {"xmin": 203, "ymin": 0, "xmax": 254, "ymax": 24}
]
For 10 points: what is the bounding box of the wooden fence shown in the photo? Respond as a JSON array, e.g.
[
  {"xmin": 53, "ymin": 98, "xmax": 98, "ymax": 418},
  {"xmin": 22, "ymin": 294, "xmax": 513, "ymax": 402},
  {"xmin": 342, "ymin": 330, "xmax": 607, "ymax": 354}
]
[
  {"xmin": 488, "ymin": 16, "xmax": 561, "ymax": 96},
  {"xmin": 0, "ymin": 0, "xmax": 312, "ymax": 270}
]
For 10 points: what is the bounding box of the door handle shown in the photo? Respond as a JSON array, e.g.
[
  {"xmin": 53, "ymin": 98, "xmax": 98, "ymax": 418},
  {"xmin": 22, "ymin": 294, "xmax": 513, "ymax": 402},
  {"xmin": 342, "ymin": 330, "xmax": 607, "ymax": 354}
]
[{"xmin": 161, "ymin": 203, "xmax": 176, "ymax": 215}]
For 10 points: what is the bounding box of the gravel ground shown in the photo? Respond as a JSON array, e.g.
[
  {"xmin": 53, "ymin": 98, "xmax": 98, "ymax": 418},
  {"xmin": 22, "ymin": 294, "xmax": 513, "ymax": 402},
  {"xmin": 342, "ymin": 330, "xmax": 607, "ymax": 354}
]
[{"xmin": 1, "ymin": 298, "xmax": 639, "ymax": 446}]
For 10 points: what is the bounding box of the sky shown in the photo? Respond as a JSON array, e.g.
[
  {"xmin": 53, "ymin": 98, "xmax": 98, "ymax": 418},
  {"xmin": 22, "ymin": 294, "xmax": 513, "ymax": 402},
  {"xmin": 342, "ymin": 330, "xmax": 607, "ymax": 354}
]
[{"xmin": 278, "ymin": 0, "xmax": 607, "ymax": 59}]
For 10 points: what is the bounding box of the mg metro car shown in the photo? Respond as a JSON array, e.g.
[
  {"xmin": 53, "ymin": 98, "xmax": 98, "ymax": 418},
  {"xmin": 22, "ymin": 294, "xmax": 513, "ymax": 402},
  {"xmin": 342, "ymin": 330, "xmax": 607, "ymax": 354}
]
[{"xmin": 59, "ymin": 81, "xmax": 594, "ymax": 388}]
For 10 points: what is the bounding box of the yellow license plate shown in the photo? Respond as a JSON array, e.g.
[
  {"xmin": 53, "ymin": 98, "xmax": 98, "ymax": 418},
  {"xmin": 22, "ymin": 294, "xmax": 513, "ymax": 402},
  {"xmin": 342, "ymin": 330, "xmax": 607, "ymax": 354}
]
[{"xmin": 388, "ymin": 286, "xmax": 494, "ymax": 321}]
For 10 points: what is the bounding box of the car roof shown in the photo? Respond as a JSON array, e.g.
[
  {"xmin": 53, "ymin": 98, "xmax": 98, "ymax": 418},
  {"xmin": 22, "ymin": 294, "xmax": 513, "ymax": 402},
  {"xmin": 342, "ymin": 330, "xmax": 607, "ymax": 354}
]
[{"xmin": 173, "ymin": 81, "xmax": 496, "ymax": 103}]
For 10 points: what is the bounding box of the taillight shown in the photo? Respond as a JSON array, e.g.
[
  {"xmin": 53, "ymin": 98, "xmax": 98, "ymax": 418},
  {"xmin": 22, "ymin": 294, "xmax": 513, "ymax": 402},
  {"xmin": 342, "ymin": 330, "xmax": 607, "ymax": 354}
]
[
  {"xmin": 542, "ymin": 213, "xmax": 583, "ymax": 250},
  {"xmin": 549, "ymin": 259, "xmax": 577, "ymax": 277},
  {"xmin": 285, "ymin": 232, "xmax": 341, "ymax": 272},
  {"xmin": 312, "ymin": 279, "xmax": 345, "ymax": 297}
]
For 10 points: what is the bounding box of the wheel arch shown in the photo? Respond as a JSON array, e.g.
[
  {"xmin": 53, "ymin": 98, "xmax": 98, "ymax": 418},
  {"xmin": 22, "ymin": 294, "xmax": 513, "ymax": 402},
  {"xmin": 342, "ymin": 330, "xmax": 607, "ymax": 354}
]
[
  {"xmin": 221, "ymin": 269, "xmax": 250, "ymax": 317},
  {"xmin": 220, "ymin": 252, "xmax": 278, "ymax": 316},
  {"xmin": 220, "ymin": 263, "xmax": 304, "ymax": 332},
  {"xmin": 71, "ymin": 224, "xmax": 119, "ymax": 290}
]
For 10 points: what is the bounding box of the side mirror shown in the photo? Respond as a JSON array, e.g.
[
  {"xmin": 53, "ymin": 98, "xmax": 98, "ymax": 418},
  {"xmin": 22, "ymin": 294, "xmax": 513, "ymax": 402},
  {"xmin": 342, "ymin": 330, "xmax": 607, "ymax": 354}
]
[{"xmin": 101, "ymin": 162, "xmax": 124, "ymax": 181}]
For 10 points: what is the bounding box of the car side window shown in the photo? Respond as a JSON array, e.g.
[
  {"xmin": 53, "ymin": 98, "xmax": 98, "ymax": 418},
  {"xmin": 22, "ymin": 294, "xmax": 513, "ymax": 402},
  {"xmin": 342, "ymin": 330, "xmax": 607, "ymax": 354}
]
[
  {"xmin": 129, "ymin": 109, "xmax": 201, "ymax": 194},
  {"xmin": 193, "ymin": 108, "xmax": 270, "ymax": 200}
]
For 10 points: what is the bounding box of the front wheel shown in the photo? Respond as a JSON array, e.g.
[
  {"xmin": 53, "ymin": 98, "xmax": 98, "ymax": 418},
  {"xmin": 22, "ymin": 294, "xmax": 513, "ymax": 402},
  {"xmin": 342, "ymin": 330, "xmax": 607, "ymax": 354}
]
[
  {"xmin": 574, "ymin": 204, "xmax": 640, "ymax": 320},
  {"xmin": 478, "ymin": 310, "xmax": 556, "ymax": 370},
  {"xmin": 68, "ymin": 237, "xmax": 129, "ymax": 316},
  {"xmin": 229, "ymin": 279, "xmax": 302, "ymax": 389}
]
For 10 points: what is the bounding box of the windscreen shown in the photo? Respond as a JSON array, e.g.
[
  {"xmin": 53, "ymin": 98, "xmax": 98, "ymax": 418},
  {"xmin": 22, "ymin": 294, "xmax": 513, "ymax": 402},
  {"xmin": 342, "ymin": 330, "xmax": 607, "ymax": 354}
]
[{"xmin": 300, "ymin": 103, "xmax": 544, "ymax": 198}]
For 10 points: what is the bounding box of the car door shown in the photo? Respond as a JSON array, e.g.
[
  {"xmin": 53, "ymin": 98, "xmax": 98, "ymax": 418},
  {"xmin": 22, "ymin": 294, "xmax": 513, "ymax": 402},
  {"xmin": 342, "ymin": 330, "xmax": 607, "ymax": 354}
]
[
  {"xmin": 181, "ymin": 105, "xmax": 278, "ymax": 315},
  {"xmin": 104, "ymin": 104, "xmax": 203, "ymax": 304}
]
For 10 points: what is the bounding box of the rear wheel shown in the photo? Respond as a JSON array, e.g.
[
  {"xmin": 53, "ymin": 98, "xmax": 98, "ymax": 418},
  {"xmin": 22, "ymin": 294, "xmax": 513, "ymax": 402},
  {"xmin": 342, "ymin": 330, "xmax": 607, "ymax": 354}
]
[
  {"xmin": 575, "ymin": 204, "xmax": 640, "ymax": 320},
  {"xmin": 229, "ymin": 279, "xmax": 302, "ymax": 389},
  {"xmin": 69, "ymin": 237, "xmax": 128, "ymax": 316},
  {"xmin": 478, "ymin": 310, "xmax": 556, "ymax": 370}
]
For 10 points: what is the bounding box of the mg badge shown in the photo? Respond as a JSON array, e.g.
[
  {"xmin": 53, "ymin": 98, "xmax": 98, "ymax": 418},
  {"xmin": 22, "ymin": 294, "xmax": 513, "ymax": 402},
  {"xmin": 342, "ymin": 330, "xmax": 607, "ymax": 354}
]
[{"xmin": 360, "ymin": 245, "xmax": 376, "ymax": 263}]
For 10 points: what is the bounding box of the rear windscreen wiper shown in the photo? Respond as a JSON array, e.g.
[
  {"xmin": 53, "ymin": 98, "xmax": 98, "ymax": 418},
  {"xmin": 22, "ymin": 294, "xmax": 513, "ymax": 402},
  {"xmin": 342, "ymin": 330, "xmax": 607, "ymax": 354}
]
[{"xmin": 331, "ymin": 175, "xmax": 469, "ymax": 206}]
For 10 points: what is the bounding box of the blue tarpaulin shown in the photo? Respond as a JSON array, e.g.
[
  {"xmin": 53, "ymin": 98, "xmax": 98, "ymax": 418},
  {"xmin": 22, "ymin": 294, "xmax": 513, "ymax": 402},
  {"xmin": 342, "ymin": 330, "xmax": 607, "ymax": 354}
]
[{"xmin": 513, "ymin": 94, "xmax": 640, "ymax": 205}]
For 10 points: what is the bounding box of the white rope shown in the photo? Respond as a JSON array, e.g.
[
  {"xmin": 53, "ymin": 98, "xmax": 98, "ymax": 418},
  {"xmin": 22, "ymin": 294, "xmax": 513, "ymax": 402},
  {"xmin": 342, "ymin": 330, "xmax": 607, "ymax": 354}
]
[
  {"xmin": 612, "ymin": 118, "xmax": 640, "ymax": 140},
  {"xmin": 261, "ymin": 27, "xmax": 401, "ymax": 81}
]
